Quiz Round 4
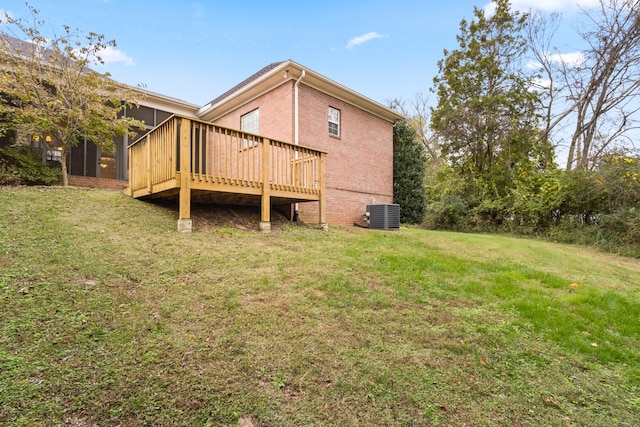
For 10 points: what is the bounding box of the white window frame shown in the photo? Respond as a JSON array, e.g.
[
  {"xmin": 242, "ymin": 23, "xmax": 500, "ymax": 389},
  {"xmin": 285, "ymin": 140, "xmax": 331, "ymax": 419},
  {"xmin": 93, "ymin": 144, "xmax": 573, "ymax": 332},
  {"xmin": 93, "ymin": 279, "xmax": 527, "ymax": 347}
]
[
  {"xmin": 240, "ymin": 108, "xmax": 259, "ymax": 148},
  {"xmin": 241, "ymin": 109, "xmax": 259, "ymax": 134},
  {"xmin": 328, "ymin": 106, "xmax": 340, "ymax": 137}
]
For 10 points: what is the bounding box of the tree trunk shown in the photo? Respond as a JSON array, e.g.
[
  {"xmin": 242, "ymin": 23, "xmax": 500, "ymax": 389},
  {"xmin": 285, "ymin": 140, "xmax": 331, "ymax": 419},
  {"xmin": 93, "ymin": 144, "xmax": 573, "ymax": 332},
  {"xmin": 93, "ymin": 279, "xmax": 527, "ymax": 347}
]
[
  {"xmin": 566, "ymin": 133, "xmax": 577, "ymax": 170},
  {"xmin": 59, "ymin": 147, "xmax": 69, "ymax": 186}
]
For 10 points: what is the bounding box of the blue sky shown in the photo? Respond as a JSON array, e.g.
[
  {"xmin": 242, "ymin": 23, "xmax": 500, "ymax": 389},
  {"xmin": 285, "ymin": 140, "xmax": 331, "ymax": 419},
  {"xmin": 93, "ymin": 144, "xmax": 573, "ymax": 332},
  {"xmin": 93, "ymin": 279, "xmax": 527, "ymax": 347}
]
[{"xmin": 1, "ymin": 0, "xmax": 598, "ymax": 107}]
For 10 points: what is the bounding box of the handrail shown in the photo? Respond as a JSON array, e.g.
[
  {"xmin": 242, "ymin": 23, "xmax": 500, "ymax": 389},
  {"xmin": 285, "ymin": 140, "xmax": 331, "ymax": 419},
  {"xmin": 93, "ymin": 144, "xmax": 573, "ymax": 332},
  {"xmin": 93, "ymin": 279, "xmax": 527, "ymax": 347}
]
[
  {"xmin": 126, "ymin": 113, "xmax": 177, "ymax": 149},
  {"xmin": 127, "ymin": 114, "xmax": 326, "ymax": 155},
  {"xmin": 128, "ymin": 116, "xmax": 177, "ymax": 195},
  {"xmin": 127, "ymin": 115, "xmax": 327, "ymax": 203}
]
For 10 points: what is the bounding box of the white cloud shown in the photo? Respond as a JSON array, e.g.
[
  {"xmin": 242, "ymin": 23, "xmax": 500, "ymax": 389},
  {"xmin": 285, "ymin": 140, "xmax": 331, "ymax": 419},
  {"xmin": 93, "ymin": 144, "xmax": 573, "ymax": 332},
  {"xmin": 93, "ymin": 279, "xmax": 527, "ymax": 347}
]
[
  {"xmin": 77, "ymin": 45, "xmax": 135, "ymax": 67},
  {"xmin": 528, "ymin": 51, "xmax": 586, "ymax": 69},
  {"xmin": 515, "ymin": 0, "xmax": 599, "ymax": 12},
  {"xmin": 546, "ymin": 51, "xmax": 585, "ymax": 67},
  {"xmin": 346, "ymin": 32, "xmax": 384, "ymax": 49},
  {"xmin": 484, "ymin": 0, "xmax": 600, "ymax": 14},
  {"xmin": 97, "ymin": 45, "xmax": 135, "ymax": 65},
  {"xmin": 0, "ymin": 9, "xmax": 13, "ymax": 23}
]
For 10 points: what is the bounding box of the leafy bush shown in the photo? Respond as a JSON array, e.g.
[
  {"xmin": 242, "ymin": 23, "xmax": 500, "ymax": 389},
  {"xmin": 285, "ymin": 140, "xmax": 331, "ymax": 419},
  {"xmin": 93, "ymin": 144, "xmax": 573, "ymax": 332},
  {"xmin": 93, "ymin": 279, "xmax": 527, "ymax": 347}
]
[
  {"xmin": 0, "ymin": 146, "xmax": 61, "ymax": 185},
  {"xmin": 547, "ymin": 209, "xmax": 640, "ymax": 258},
  {"xmin": 506, "ymin": 167, "xmax": 566, "ymax": 233},
  {"xmin": 423, "ymin": 164, "xmax": 471, "ymax": 230},
  {"xmin": 561, "ymin": 168, "xmax": 607, "ymax": 221},
  {"xmin": 422, "ymin": 151, "xmax": 640, "ymax": 257},
  {"xmin": 598, "ymin": 208, "xmax": 640, "ymax": 256},
  {"xmin": 597, "ymin": 154, "xmax": 640, "ymax": 211},
  {"xmin": 424, "ymin": 193, "xmax": 470, "ymax": 230},
  {"xmin": 393, "ymin": 121, "xmax": 427, "ymax": 224},
  {"xmin": 0, "ymin": 159, "xmax": 22, "ymax": 185}
]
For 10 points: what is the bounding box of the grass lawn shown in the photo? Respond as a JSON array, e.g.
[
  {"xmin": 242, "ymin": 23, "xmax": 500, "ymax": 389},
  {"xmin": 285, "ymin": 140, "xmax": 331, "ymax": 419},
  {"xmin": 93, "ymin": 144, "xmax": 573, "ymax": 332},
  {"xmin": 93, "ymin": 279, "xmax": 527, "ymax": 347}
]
[{"xmin": 1, "ymin": 186, "xmax": 639, "ymax": 426}]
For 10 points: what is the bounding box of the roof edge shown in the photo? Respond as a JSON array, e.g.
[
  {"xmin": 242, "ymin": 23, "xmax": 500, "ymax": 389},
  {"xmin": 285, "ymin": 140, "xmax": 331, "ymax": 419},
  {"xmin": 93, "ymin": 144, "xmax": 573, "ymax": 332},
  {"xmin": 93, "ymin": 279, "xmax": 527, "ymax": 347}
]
[
  {"xmin": 198, "ymin": 60, "xmax": 405, "ymax": 123},
  {"xmin": 131, "ymin": 85, "xmax": 200, "ymax": 111}
]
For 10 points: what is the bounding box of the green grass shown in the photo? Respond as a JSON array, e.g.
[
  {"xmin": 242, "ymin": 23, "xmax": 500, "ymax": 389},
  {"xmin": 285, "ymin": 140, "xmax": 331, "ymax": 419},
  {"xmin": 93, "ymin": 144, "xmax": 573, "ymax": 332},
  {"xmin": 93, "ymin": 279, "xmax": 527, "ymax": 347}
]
[{"xmin": 1, "ymin": 186, "xmax": 639, "ymax": 426}]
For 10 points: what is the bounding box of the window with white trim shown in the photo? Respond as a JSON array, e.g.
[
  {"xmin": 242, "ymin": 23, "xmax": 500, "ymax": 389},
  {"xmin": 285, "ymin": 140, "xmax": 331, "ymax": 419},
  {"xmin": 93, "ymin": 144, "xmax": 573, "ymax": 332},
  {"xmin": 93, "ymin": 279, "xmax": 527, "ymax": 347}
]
[
  {"xmin": 241, "ymin": 109, "xmax": 259, "ymax": 148},
  {"xmin": 241, "ymin": 109, "xmax": 259, "ymax": 134},
  {"xmin": 328, "ymin": 106, "xmax": 340, "ymax": 137}
]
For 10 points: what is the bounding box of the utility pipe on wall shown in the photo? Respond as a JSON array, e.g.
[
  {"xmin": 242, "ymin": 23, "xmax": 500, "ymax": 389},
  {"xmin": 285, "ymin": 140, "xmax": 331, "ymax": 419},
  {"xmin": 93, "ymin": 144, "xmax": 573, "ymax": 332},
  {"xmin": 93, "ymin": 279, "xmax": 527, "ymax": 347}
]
[{"xmin": 293, "ymin": 69, "xmax": 305, "ymax": 222}]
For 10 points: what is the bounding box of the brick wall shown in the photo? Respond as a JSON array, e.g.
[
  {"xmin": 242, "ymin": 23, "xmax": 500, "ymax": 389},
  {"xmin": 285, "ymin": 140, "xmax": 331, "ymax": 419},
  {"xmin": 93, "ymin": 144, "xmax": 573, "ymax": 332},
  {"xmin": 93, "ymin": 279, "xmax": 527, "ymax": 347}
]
[
  {"xmin": 67, "ymin": 175, "xmax": 129, "ymax": 191},
  {"xmin": 296, "ymin": 85, "xmax": 394, "ymax": 226},
  {"xmin": 213, "ymin": 81, "xmax": 394, "ymax": 227},
  {"xmin": 214, "ymin": 81, "xmax": 295, "ymax": 142}
]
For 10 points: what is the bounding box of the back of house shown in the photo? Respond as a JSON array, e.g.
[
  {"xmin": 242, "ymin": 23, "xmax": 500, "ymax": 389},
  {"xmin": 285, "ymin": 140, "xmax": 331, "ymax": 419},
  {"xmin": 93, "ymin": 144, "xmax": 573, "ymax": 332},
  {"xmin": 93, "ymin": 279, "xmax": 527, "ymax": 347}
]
[{"xmin": 2, "ymin": 58, "xmax": 403, "ymax": 227}]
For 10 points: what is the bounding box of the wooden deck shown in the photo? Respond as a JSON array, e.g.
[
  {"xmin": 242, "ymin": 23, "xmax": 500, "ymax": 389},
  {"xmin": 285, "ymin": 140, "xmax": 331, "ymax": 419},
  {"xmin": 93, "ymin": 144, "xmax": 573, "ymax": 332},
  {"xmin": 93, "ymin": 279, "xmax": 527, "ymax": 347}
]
[{"xmin": 127, "ymin": 115, "xmax": 327, "ymax": 231}]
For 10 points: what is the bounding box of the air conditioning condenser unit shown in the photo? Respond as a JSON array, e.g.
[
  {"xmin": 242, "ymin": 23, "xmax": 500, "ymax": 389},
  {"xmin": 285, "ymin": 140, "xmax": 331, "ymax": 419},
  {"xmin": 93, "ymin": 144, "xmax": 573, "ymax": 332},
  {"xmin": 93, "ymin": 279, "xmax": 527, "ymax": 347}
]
[{"xmin": 366, "ymin": 204, "xmax": 400, "ymax": 230}]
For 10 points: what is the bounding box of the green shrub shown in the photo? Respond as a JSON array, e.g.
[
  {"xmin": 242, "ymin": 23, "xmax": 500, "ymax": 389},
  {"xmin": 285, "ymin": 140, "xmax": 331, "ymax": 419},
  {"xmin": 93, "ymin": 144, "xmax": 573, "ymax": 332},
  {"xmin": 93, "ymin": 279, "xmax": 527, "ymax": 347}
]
[
  {"xmin": 0, "ymin": 159, "xmax": 22, "ymax": 185},
  {"xmin": 424, "ymin": 193, "xmax": 470, "ymax": 230},
  {"xmin": 393, "ymin": 121, "xmax": 427, "ymax": 224},
  {"xmin": 544, "ymin": 209, "xmax": 640, "ymax": 258},
  {"xmin": 598, "ymin": 208, "xmax": 640, "ymax": 256},
  {"xmin": 471, "ymin": 195, "xmax": 509, "ymax": 229},
  {"xmin": 561, "ymin": 168, "xmax": 607, "ymax": 221},
  {"xmin": 0, "ymin": 146, "xmax": 61, "ymax": 185},
  {"xmin": 597, "ymin": 154, "xmax": 640, "ymax": 211},
  {"xmin": 509, "ymin": 167, "xmax": 565, "ymax": 232}
]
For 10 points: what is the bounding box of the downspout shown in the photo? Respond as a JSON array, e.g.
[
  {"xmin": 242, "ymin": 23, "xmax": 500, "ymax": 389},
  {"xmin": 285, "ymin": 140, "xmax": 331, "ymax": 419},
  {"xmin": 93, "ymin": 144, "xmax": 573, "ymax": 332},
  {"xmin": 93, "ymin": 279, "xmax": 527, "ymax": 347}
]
[{"xmin": 293, "ymin": 69, "xmax": 306, "ymax": 222}]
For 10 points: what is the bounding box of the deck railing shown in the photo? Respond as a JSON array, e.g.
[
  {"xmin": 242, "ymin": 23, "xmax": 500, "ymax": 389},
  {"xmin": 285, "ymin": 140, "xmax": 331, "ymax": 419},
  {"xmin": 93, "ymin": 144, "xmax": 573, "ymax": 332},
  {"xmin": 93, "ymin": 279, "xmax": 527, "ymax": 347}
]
[
  {"xmin": 129, "ymin": 116, "xmax": 178, "ymax": 195},
  {"xmin": 127, "ymin": 115, "xmax": 327, "ymax": 231}
]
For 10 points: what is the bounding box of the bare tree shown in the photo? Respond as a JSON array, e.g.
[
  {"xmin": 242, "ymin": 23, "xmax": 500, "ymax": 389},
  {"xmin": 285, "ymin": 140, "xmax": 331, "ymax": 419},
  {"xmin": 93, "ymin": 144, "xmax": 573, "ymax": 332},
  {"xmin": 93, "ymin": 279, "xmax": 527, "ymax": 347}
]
[
  {"xmin": 528, "ymin": 0, "xmax": 640, "ymax": 170},
  {"xmin": 389, "ymin": 94, "xmax": 441, "ymax": 164},
  {"xmin": 527, "ymin": 12, "xmax": 567, "ymax": 146}
]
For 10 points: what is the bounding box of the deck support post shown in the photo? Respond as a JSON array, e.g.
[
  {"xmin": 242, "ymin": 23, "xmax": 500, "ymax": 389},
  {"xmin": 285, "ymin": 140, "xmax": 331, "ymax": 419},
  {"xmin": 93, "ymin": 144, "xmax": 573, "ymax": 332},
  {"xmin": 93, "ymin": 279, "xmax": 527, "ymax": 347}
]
[
  {"xmin": 260, "ymin": 138, "xmax": 271, "ymax": 233},
  {"xmin": 146, "ymin": 134, "xmax": 152, "ymax": 195},
  {"xmin": 178, "ymin": 118, "xmax": 192, "ymax": 233},
  {"xmin": 318, "ymin": 152, "xmax": 328, "ymax": 231}
]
